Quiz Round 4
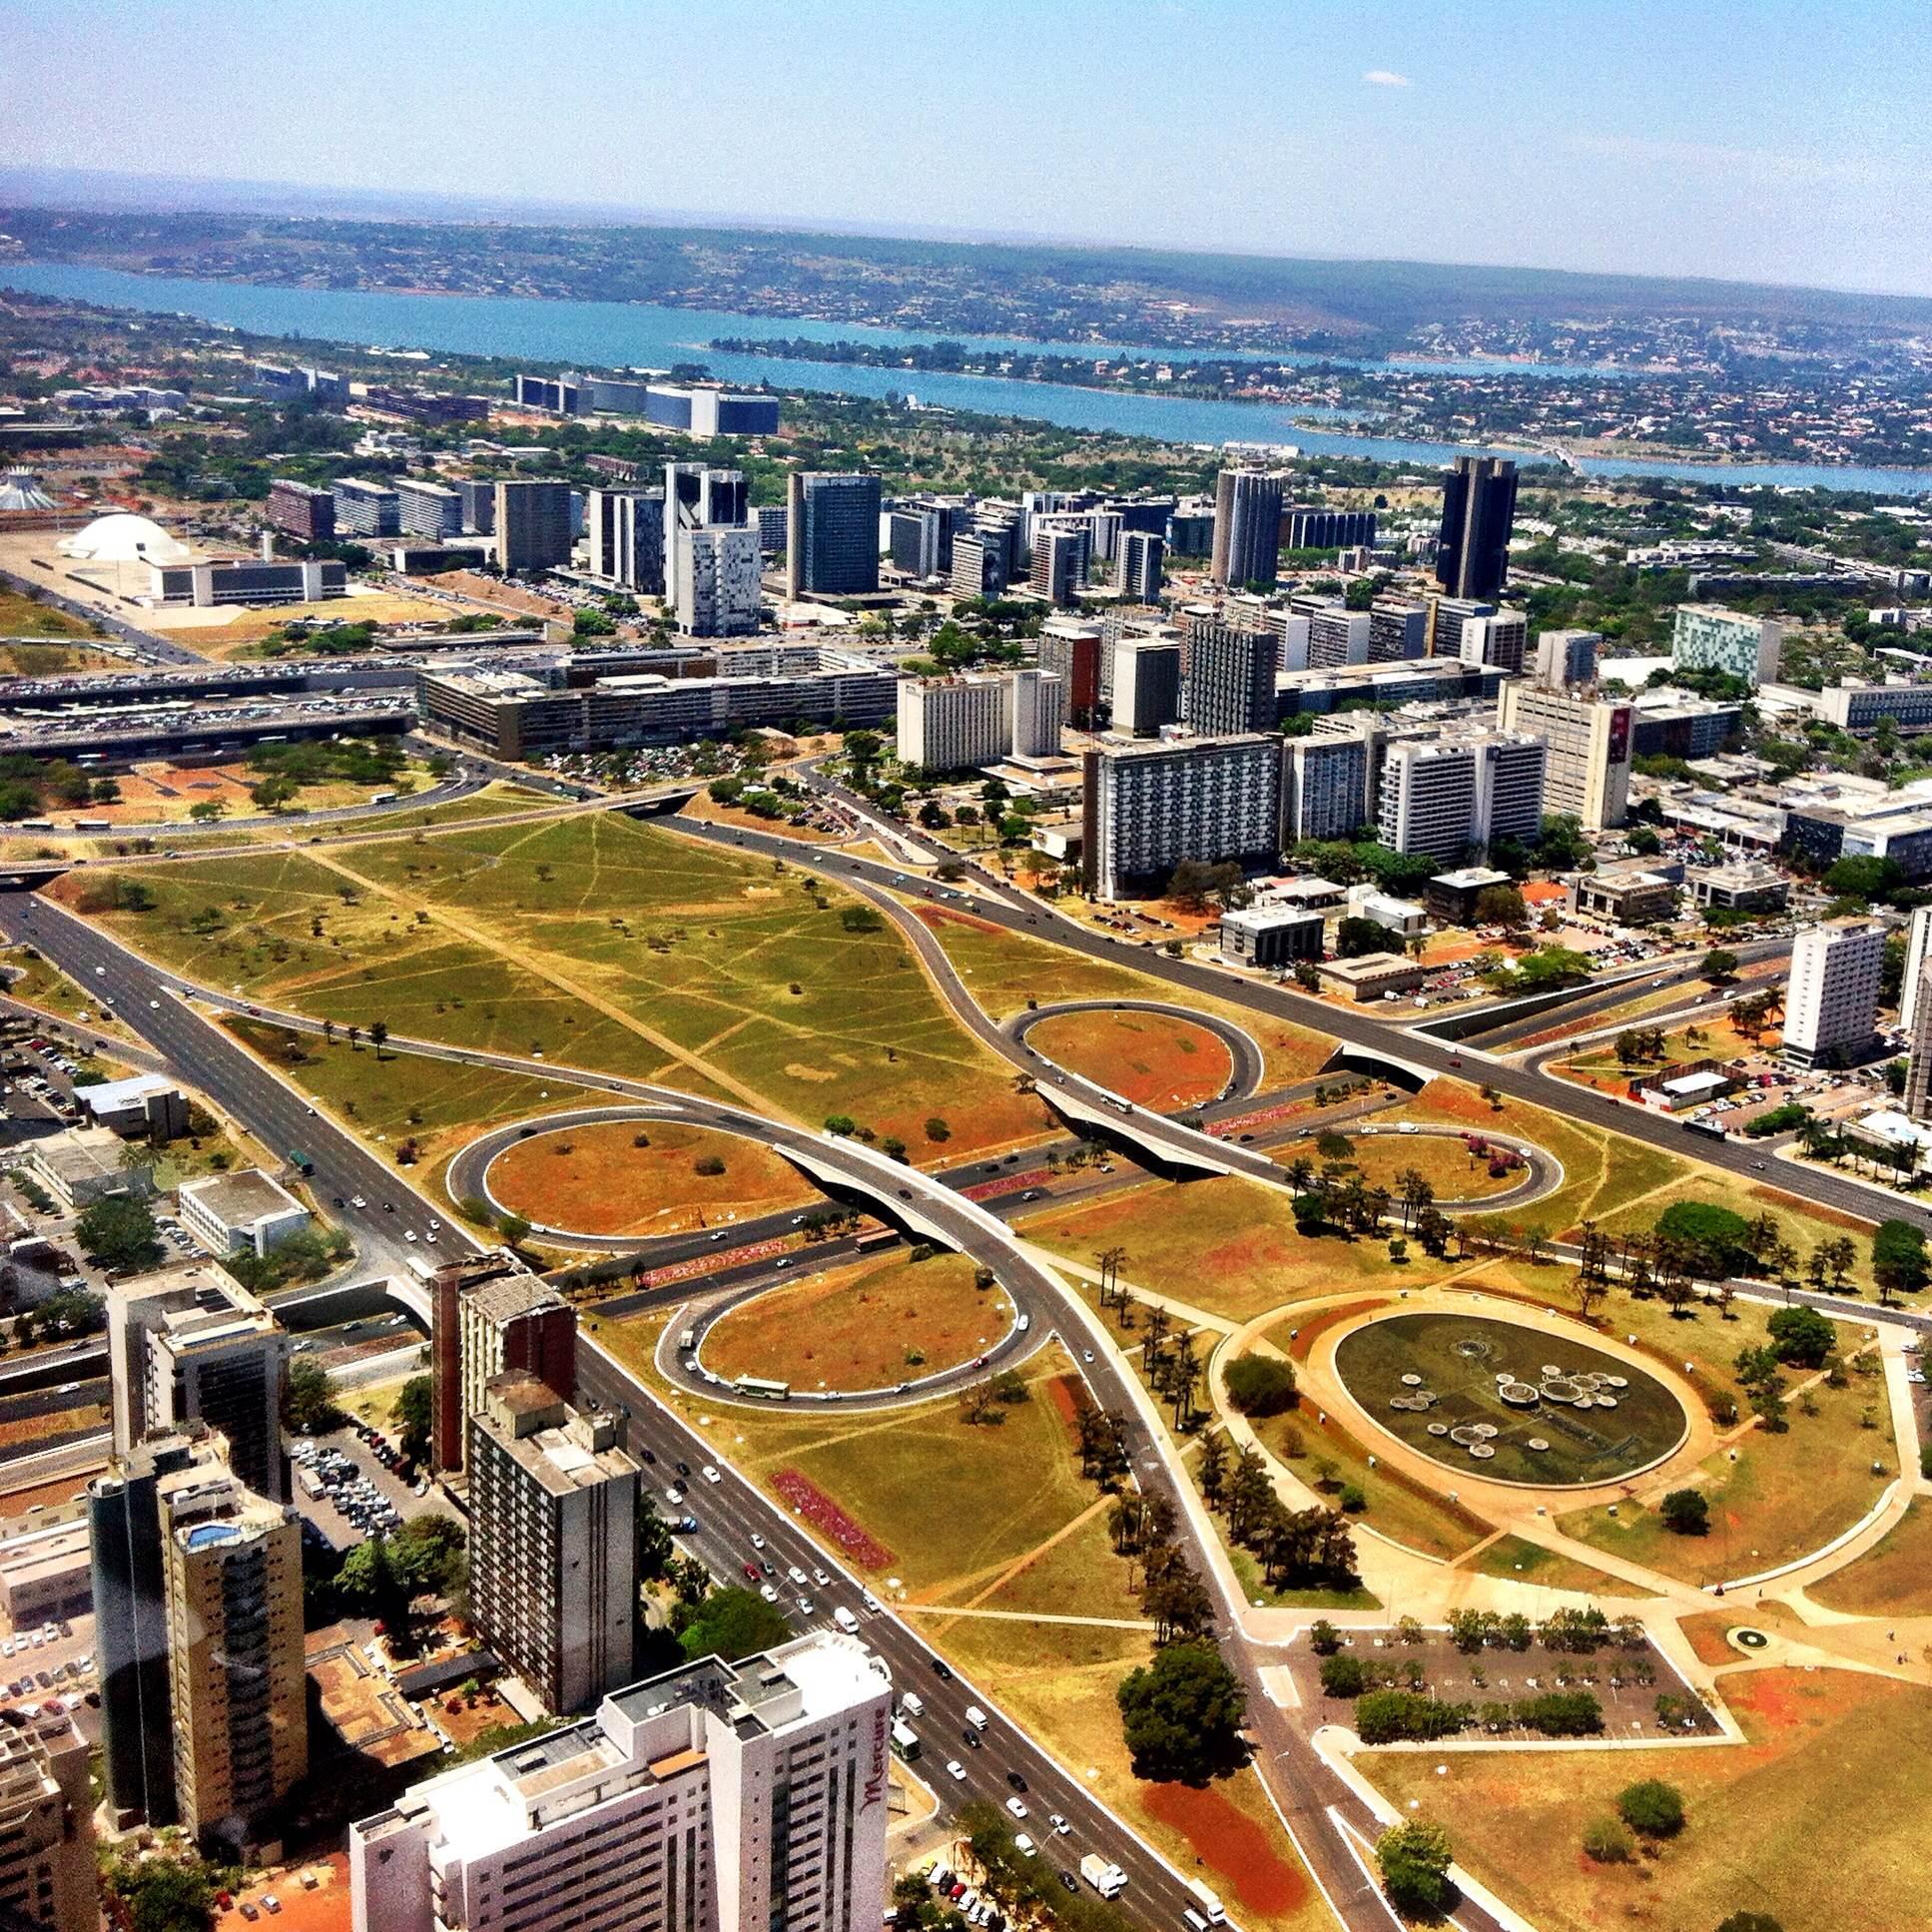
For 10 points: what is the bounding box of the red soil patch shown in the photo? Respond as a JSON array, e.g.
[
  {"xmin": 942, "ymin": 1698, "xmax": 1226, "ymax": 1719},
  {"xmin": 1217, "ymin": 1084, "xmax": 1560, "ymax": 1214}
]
[
  {"xmin": 1679, "ymin": 1610, "xmax": 1745, "ymax": 1666},
  {"xmin": 916, "ymin": 904, "xmax": 1003, "ymax": 939},
  {"xmin": 1044, "ymin": 1373, "xmax": 1090, "ymax": 1428},
  {"xmin": 1140, "ymin": 1781, "xmax": 1308, "ymax": 1916},
  {"xmin": 772, "ymin": 1468, "xmax": 894, "ymax": 1569},
  {"xmin": 1281, "ymin": 1298, "xmax": 1387, "ymax": 1362}
]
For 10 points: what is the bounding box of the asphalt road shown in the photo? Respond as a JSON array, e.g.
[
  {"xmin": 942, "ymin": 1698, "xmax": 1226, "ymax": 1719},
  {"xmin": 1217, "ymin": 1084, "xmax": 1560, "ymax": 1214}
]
[{"xmin": 676, "ymin": 809, "xmax": 1932, "ymax": 1242}]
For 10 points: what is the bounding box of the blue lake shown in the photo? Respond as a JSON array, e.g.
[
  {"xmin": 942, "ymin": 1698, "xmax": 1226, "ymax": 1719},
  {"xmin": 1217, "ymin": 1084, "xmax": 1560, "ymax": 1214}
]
[{"xmin": 9, "ymin": 260, "xmax": 1932, "ymax": 495}]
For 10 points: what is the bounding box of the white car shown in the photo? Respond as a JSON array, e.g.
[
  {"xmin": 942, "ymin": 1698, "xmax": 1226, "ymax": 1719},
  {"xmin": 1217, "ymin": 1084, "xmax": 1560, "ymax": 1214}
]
[
  {"xmin": 1012, "ymin": 1833, "xmax": 1035, "ymax": 1858},
  {"xmin": 788, "ymin": 1566, "xmax": 808, "ymax": 1586},
  {"xmin": 665, "ymin": 1488, "xmax": 684, "ymax": 1506},
  {"xmin": 750, "ymin": 1533, "xmax": 766, "ymax": 1550},
  {"xmin": 797, "ymin": 1599, "xmax": 815, "ymax": 1615},
  {"xmin": 760, "ymin": 1584, "xmax": 780, "ymax": 1604},
  {"xmin": 811, "ymin": 1567, "xmax": 830, "ymax": 1587},
  {"xmin": 403, "ymin": 1230, "xmax": 417, "ymax": 1243},
  {"xmin": 1004, "ymin": 1796, "xmax": 1027, "ymax": 1820},
  {"xmin": 350, "ymin": 1195, "xmax": 366, "ymax": 1209},
  {"xmin": 702, "ymin": 1466, "xmax": 722, "ymax": 1485},
  {"xmin": 1048, "ymin": 1813, "xmax": 1069, "ymax": 1834},
  {"xmin": 946, "ymin": 1759, "xmax": 967, "ymax": 1783}
]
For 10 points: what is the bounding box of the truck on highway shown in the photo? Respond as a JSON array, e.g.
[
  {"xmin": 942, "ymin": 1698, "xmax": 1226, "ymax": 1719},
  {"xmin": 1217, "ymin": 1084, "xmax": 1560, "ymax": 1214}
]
[
  {"xmin": 1187, "ymin": 1879, "xmax": 1226, "ymax": 1923},
  {"xmin": 287, "ymin": 1149, "xmax": 317, "ymax": 1176},
  {"xmin": 1079, "ymin": 1855, "xmax": 1126, "ymax": 1899},
  {"xmin": 890, "ymin": 1716, "xmax": 920, "ymax": 1760},
  {"xmin": 679, "ymin": 1327, "xmax": 697, "ymax": 1350}
]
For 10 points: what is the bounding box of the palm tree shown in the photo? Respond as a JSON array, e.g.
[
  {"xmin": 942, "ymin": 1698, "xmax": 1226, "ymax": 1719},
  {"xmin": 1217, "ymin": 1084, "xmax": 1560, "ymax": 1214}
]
[{"xmin": 1168, "ymin": 1334, "xmax": 1200, "ymax": 1429}]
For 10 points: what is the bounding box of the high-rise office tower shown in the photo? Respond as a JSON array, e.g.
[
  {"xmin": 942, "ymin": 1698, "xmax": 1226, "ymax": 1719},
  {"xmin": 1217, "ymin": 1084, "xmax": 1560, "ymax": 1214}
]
[
  {"xmin": 393, "ymin": 478, "xmax": 463, "ymax": 539},
  {"xmin": 1498, "ymin": 683, "xmax": 1633, "ymax": 830},
  {"xmin": 1030, "ymin": 526, "xmax": 1089, "ymax": 606},
  {"xmin": 161, "ymin": 1457, "xmax": 307, "ymax": 1853},
  {"xmin": 1209, "ymin": 468, "xmax": 1284, "ymax": 590},
  {"xmin": 1036, "ymin": 620, "xmax": 1104, "ymax": 730},
  {"xmin": 495, "ymin": 481, "xmax": 575, "ymax": 574},
  {"xmin": 107, "ymin": 1263, "xmax": 291, "ymax": 1502},
  {"xmin": 896, "ymin": 677, "xmax": 1012, "ymax": 774},
  {"xmin": 664, "ymin": 463, "xmax": 748, "ymax": 557},
  {"xmin": 1282, "ymin": 728, "xmax": 1376, "ymax": 844},
  {"xmin": 585, "ymin": 488, "xmax": 665, "ymax": 594},
  {"xmin": 430, "ymin": 1259, "xmax": 578, "ymax": 1476},
  {"xmin": 1534, "ymin": 628, "xmax": 1602, "ymax": 688},
  {"xmin": 1435, "ymin": 455, "xmax": 1518, "ymax": 601},
  {"xmin": 674, "ymin": 524, "xmax": 763, "ymax": 637},
  {"xmin": 1011, "ymin": 668, "xmax": 1066, "ymax": 759},
  {"xmin": 1783, "ymin": 919, "xmax": 1885, "ymax": 1069},
  {"xmin": 1111, "ymin": 638, "xmax": 1183, "ymax": 736},
  {"xmin": 951, "ymin": 531, "xmax": 1006, "ymax": 600},
  {"xmin": 0, "ymin": 1705, "xmax": 96, "ymax": 1932},
  {"xmin": 888, "ymin": 506, "xmax": 949, "ymax": 579},
  {"xmin": 1115, "ymin": 529, "xmax": 1165, "ymax": 603},
  {"xmin": 1453, "ymin": 608, "xmax": 1528, "ymax": 673},
  {"xmin": 457, "ymin": 479, "xmax": 496, "ymax": 536},
  {"xmin": 331, "ymin": 477, "xmax": 401, "ymax": 539},
  {"xmin": 1376, "ymin": 735, "xmax": 1548, "ymax": 861},
  {"xmin": 88, "ymin": 1431, "xmax": 206, "ymax": 1829},
  {"xmin": 1903, "ymin": 906, "xmax": 1932, "ymax": 1119},
  {"xmin": 351, "ymin": 1631, "xmax": 893, "ymax": 1932},
  {"xmin": 786, "ymin": 472, "xmax": 882, "ymax": 597},
  {"xmin": 1183, "ymin": 617, "xmax": 1278, "ymax": 735},
  {"xmin": 467, "ymin": 1375, "xmax": 641, "ymax": 1716},
  {"xmin": 1082, "ymin": 736, "xmax": 1282, "ymax": 901}
]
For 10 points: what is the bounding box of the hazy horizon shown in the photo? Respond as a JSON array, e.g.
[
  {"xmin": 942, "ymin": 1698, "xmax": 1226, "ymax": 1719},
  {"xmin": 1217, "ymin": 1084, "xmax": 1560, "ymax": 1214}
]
[{"xmin": 7, "ymin": 0, "xmax": 1931, "ymax": 301}]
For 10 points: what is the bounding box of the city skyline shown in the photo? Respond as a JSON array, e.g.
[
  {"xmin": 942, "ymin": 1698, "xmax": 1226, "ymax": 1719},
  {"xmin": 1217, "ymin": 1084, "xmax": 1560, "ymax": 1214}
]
[{"xmin": 4, "ymin": 0, "xmax": 1931, "ymax": 299}]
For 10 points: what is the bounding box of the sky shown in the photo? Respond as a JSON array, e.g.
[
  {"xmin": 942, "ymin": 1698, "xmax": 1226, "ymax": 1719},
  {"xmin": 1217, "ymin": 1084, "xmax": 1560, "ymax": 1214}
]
[{"xmin": 6, "ymin": 0, "xmax": 1931, "ymax": 298}]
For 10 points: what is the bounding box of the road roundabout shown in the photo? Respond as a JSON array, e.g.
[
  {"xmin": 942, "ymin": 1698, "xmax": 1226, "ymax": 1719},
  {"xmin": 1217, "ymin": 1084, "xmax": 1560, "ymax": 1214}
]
[{"xmin": 1007, "ymin": 997, "xmax": 1265, "ymax": 1107}]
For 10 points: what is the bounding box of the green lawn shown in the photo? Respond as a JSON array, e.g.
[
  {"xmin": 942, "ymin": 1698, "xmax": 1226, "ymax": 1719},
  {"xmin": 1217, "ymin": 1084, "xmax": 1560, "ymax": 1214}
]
[
  {"xmin": 1465, "ymin": 1533, "xmax": 1658, "ymax": 1597},
  {"xmin": 1558, "ymin": 1369, "xmax": 1895, "ymax": 1584},
  {"xmin": 1807, "ymin": 1499, "xmax": 1932, "ymax": 1616},
  {"xmin": 1365, "ymin": 1666, "xmax": 1930, "ymax": 1932},
  {"xmin": 1019, "ymin": 1175, "xmax": 1456, "ymax": 1323}
]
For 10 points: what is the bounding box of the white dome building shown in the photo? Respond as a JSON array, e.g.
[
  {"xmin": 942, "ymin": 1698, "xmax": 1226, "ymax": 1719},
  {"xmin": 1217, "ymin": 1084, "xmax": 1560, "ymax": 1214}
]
[{"xmin": 56, "ymin": 512, "xmax": 191, "ymax": 566}]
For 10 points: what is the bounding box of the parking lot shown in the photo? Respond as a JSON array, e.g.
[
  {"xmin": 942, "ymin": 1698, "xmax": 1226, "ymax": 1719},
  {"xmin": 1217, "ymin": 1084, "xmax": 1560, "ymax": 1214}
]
[
  {"xmin": 291, "ymin": 1421, "xmax": 446, "ymax": 1551},
  {"xmin": 0, "ymin": 1610, "xmax": 99, "ymax": 1743}
]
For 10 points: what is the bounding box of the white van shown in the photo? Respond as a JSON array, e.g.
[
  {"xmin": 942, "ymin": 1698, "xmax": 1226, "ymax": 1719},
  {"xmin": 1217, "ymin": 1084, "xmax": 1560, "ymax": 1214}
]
[
  {"xmin": 964, "ymin": 1704, "xmax": 988, "ymax": 1729},
  {"xmin": 1183, "ymin": 1911, "xmax": 1210, "ymax": 1932},
  {"xmin": 833, "ymin": 1606, "xmax": 861, "ymax": 1634},
  {"xmin": 901, "ymin": 1691, "xmax": 925, "ymax": 1718}
]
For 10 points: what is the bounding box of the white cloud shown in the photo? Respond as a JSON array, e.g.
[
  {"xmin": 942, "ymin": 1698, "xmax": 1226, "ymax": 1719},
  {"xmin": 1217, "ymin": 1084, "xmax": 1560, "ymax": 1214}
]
[{"xmin": 1363, "ymin": 70, "xmax": 1412, "ymax": 88}]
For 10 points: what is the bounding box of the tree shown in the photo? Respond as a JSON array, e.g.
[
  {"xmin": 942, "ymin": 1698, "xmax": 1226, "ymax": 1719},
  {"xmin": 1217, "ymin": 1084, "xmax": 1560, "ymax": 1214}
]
[
  {"xmin": 393, "ymin": 1374, "xmax": 433, "ymax": 1465},
  {"xmin": 1655, "ymin": 1200, "xmax": 1754, "ymax": 1278},
  {"xmin": 336, "ymin": 1534, "xmax": 414, "ymax": 1633},
  {"xmin": 1335, "ymin": 915, "xmax": 1403, "ymax": 958},
  {"xmin": 1197, "ymin": 1430, "xmax": 1228, "ymax": 1509},
  {"xmin": 924, "ymin": 1115, "xmax": 951, "ymax": 1142},
  {"xmin": 1474, "ymin": 883, "xmax": 1528, "ymax": 928},
  {"xmin": 1222, "ymin": 1353, "xmax": 1297, "ymax": 1417},
  {"xmin": 104, "ymin": 1855, "xmax": 219, "ymax": 1932},
  {"xmin": 1659, "ymin": 1488, "xmax": 1710, "ymax": 1536},
  {"xmin": 75, "ymin": 1193, "xmax": 163, "ymax": 1272},
  {"xmin": 1115, "ymin": 1639, "xmax": 1247, "ymax": 1782},
  {"xmin": 1701, "ymin": 947, "xmax": 1740, "ymax": 983},
  {"xmin": 1714, "ymin": 1916, "xmax": 1784, "ymax": 1932},
  {"xmin": 368, "ymin": 1017, "xmax": 390, "ymax": 1056},
  {"xmin": 1376, "ymin": 1820, "xmax": 1454, "ymax": 1917},
  {"xmin": 1617, "ymin": 1778, "xmax": 1686, "ymax": 1838},
  {"xmin": 1766, "ymin": 1304, "xmax": 1835, "ymax": 1367},
  {"xmin": 676, "ymin": 1587, "xmax": 792, "ymax": 1661},
  {"xmin": 1823, "ymin": 854, "xmax": 1902, "ymax": 903},
  {"xmin": 284, "ymin": 1356, "xmax": 341, "ymax": 1434},
  {"xmin": 1872, "ymin": 1218, "xmax": 1928, "ymax": 1296}
]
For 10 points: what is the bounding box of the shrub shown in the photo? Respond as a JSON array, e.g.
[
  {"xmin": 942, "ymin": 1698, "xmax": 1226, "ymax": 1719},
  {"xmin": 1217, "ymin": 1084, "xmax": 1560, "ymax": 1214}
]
[
  {"xmin": 1515, "ymin": 1690, "xmax": 1604, "ymax": 1737},
  {"xmin": 1617, "ymin": 1778, "xmax": 1685, "ymax": 1837},
  {"xmin": 1660, "ymin": 1488, "xmax": 1710, "ymax": 1536},
  {"xmin": 1376, "ymin": 1821, "xmax": 1453, "ymax": 1916},
  {"xmin": 1583, "ymin": 1815, "xmax": 1635, "ymax": 1864},
  {"xmin": 1338, "ymin": 1483, "xmax": 1368, "ymax": 1513},
  {"xmin": 1308, "ymin": 1618, "xmax": 1342, "ymax": 1656},
  {"xmin": 1222, "ymin": 1353, "xmax": 1297, "ymax": 1417},
  {"xmin": 693, "ymin": 1153, "xmax": 727, "ymax": 1178},
  {"xmin": 1354, "ymin": 1689, "xmax": 1471, "ymax": 1744},
  {"xmin": 1766, "ymin": 1304, "xmax": 1835, "ymax": 1367}
]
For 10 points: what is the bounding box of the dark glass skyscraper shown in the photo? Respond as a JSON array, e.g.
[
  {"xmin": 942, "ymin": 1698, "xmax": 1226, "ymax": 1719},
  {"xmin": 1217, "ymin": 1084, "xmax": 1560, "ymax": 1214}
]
[
  {"xmin": 1435, "ymin": 455, "xmax": 1519, "ymax": 601},
  {"xmin": 787, "ymin": 471, "xmax": 882, "ymax": 596}
]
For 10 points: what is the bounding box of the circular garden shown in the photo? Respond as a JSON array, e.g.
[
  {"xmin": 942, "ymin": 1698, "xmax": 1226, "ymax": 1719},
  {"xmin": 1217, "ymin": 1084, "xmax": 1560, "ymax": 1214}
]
[
  {"xmin": 1333, "ymin": 1311, "xmax": 1688, "ymax": 1488},
  {"xmin": 1025, "ymin": 1007, "xmax": 1234, "ymax": 1110},
  {"xmin": 485, "ymin": 1118, "xmax": 814, "ymax": 1239}
]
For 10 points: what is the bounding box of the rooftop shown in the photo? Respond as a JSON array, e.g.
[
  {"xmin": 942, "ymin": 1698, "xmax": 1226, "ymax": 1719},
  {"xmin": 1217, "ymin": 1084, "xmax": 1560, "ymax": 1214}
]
[{"xmin": 179, "ymin": 1167, "xmax": 308, "ymax": 1230}]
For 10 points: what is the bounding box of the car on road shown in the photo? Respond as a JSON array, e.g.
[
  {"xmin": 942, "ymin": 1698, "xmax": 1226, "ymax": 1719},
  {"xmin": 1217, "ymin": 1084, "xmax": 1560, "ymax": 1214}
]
[
  {"xmin": 788, "ymin": 1566, "xmax": 807, "ymax": 1585},
  {"xmin": 1006, "ymin": 1771, "xmax": 1026, "ymax": 1791},
  {"xmin": 931, "ymin": 1657, "xmax": 953, "ymax": 1681},
  {"xmin": 760, "ymin": 1584, "xmax": 780, "ymax": 1603},
  {"xmin": 743, "ymin": 1564, "xmax": 761, "ymax": 1582},
  {"xmin": 961, "ymin": 1728, "xmax": 980, "ymax": 1749},
  {"xmin": 702, "ymin": 1466, "xmax": 722, "ymax": 1484},
  {"xmin": 1004, "ymin": 1796, "xmax": 1027, "ymax": 1819},
  {"xmin": 1056, "ymin": 1873, "xmax": 1078, "ymax": 1895},
  {"xmin": 1047, "ymin": 1813, "xmax": 1068, "ymax": 1834},
  {"xmin": 946, "ymin": 1760, "xmax": 967, "ymax": 1783},
  {"xmin": 965, "ymin": 1704, "xmax": 988, "ymax": 1729}
]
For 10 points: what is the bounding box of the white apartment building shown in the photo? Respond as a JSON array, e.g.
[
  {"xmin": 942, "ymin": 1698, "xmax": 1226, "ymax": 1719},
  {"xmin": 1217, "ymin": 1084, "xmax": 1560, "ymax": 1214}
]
[
  {"xmin": 896, "ymin": 676, "xmax": 1011, "ymax": 774},
  {"xmin": 1010, "ymin": 668, "xmax": 1066, "ymax": 759},
  {"xmin": 673, "ymin": 524, "xmax": 763, "ymax": 637},
  {"xmin": 1782, "ymin": 917, "xmax": 1885, "ymax": 1069},
  {"xmin": 350, "ymin": 1632, "xmax": 893, "ymax": 1932},
  {"xmin": 393, "ymin": 477, "xmax": 463, "ymax": 539},
  {"xmin": 1498, "ymin": 682, "xmax": 1633, "ymax": 830},
  {"xmin": 467, "ymin": 1375, "xmax": 640, "ymax": 1717},
  {"xmin": 1083, "ymin": 734, "xmax": 1281, "ymax": 901},
  {"xmin": 1376, "ymin": 734, "xmax": 1547, "ymax": 862},
  {"xmin": 1281, "ymin": 728, "xmax": 1374, "ymax": 843},
  {"xmin": 177, "ymin": 1170, "xmax": 313, "ymax": 1260},
  {"xmin": 1533, "ymin": 628, "xmax": 1602, "ymax": 688},
  {"xmin": 1453, "ymin": 609, "xmax": 1528, "ymax": 673}
]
